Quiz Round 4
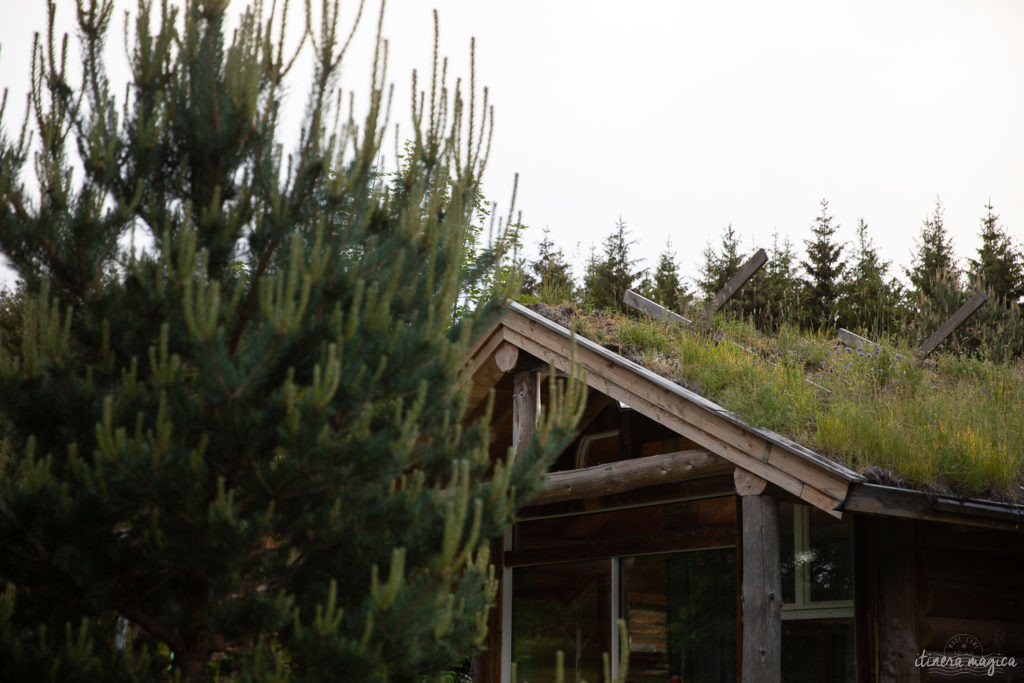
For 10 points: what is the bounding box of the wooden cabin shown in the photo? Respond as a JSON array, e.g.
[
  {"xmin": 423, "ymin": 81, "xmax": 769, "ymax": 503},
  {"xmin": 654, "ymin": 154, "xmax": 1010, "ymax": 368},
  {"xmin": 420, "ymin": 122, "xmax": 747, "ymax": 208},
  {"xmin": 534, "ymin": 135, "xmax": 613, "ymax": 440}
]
[{"xmin": 464, "ymin": 302, "xmax": 1024, "ymax": 682}]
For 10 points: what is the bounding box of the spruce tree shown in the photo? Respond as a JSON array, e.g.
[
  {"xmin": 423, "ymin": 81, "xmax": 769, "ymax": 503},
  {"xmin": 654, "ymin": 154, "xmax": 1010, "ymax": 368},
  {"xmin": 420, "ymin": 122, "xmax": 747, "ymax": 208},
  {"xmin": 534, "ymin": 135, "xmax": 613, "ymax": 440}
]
[
  {"xmin": 697, "ymin": 224, "xmax": 745, "ymax": 301},
  {"xmin": 582, "ymin": 218, "xmax": 644, "ymax": 312},
  {"xmin": 907, "ymin": 197, "xmax": 959, "ymax": 302},
  {"xmin": 747, "ymin": 231, "xmax": 802, "ymax": 331},
  {"xmin": 969, "ymin": 201, "xmax": 1024, "ymax": 305},
  {"xmin": 0, "ymin": 3, "xmax": 581, "ymax": 681},
  {"xmin": 839, "ymin": 219, "xmax": 902, "ymax": 336},
  {"xmin": 526, "ymin": 227, "xmax": 575, "ymax": 304},
  {"xmin": 642, "ymin": 239, "xmax": 689, "ymax": 312},
  {"xmin": 800, "ymin": 199, "xmax": 846, "ymax": 330}
]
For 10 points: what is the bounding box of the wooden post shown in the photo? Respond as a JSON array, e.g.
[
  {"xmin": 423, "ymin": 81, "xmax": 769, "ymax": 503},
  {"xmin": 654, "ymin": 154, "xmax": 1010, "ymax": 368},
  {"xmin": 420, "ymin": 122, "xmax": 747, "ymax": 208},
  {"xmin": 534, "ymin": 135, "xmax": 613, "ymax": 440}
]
[
  {"xmin": 915, "ymin": 290, "xmax": 987, "ymax": 359},
  {"xmin": 709, "ymin": 248, "xmax": 768, "ymax": 314},
  {"xmin": 512, "ymin": 370, "xmax": 540, "ymax": 459},
  {"xmin": 876, "ymin": 518, "xmax": 918, "ymax": 681},
  {"xmin": 737, "ymin": 468, "xmax": 782, "ymax": 683}
]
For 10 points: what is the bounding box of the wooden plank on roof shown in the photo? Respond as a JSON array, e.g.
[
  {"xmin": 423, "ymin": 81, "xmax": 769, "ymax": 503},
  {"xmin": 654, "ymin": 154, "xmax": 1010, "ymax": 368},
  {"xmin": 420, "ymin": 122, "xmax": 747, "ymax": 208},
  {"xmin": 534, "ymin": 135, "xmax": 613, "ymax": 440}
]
[
  {"xmin": 836, "ymin": 328, "xmax": 879, "ymax": 351},
  {"xmin": 766, "ymin": 445, "xmax": 849, "ymax": 503},
  {"xmin": 623, "ymin": 289, "xmax": 694, "ymax": 326},
  {"xmin": 709, "ymin": 248, "xmax": 768, "ymax": 314},
  {"xmin": 915, "ymin": 290, "xmax": 988, "ymax": 360}
]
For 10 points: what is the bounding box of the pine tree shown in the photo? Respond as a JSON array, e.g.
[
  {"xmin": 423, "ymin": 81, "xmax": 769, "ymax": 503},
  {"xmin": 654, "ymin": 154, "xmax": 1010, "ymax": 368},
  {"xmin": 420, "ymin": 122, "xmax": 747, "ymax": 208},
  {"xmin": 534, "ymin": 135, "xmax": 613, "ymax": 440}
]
[
  {"xmin": 969, "ymin": 201, "xmax": 1024, "ymax": 305},
  {"xmin": 526, "ymin": 227, "xmax": 575, "ymax": 303},
  {"xmin": 800, "ymin": 199, "xmax": 847, "ymax": 330},
  {"xmin": 642, "ymin": 239, "xmax": 689, "ymax": 312},
  {"xmin": 907, "ymin": 197, "xmax": 959, "ymax": 303},
  {"xmin": 582, "ymin": 218, "xmax": 644, "ymax": 312},
  {"xmin": 0, "ymin": 3, "xmax": 582, "ymax": 680}
]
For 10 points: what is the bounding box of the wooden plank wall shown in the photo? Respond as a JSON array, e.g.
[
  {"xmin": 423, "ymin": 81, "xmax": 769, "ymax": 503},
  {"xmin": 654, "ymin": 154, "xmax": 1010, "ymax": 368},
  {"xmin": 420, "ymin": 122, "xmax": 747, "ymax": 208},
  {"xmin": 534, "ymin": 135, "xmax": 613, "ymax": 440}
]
[{"xmin": 917, "ymin": 521, "xmax": 1024, "ymax": 681}]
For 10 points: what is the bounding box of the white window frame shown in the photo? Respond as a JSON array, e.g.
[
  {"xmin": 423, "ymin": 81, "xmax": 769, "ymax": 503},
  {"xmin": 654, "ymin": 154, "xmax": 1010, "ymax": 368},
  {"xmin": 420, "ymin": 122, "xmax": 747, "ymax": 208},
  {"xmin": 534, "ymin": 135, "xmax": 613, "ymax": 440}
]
[{"xmin": 781, "ymin": 504, "xmax": 854, "ymax": 621}]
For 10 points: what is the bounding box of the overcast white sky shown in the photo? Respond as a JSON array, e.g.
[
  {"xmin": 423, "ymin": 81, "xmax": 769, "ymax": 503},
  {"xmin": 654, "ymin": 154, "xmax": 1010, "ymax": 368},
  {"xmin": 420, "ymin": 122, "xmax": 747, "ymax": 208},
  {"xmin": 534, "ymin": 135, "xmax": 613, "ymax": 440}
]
[{"xmin": 3, "ymin": 1, "xmax": 1024, "ymax": 287}]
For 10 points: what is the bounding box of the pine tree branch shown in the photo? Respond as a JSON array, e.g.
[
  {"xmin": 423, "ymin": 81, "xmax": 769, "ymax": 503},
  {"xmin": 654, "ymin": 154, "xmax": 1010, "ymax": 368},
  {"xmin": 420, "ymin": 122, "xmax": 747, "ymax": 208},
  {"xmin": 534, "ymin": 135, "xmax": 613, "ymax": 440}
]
[{"xmin": 0, "ymin": 494, "xmax": 48, "ymax": 562}]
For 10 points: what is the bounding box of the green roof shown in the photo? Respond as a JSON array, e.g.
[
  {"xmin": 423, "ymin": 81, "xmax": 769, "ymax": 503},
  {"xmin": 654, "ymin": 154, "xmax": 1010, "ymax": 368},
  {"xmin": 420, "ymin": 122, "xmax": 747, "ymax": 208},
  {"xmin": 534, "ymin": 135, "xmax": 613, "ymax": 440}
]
[{"xmin": 529, "ymin": 303, "xmax": 1024, "ymax": 503}]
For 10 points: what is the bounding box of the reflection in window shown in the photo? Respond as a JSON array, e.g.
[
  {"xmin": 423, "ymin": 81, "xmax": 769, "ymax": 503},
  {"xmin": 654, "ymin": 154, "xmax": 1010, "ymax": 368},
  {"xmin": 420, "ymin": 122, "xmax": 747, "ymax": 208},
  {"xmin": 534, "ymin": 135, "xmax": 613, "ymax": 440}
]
[
  {"xmin": 779, "ymin": 503, "xmax": 853, "ymax": 612},
  {"xmin": 512, "ymin": 560, "xmax": 611, "ymax": 683},
  {"xmin": 778, "ymin": 502, "xmax": 855, "ymax": 683},
  {"xmin": 622, "ymin": 550, "xmax": 736, "ymax": 683},
  {"xmin": 808, "ymin": 509, "xmax": 853, "ymax": 602}
]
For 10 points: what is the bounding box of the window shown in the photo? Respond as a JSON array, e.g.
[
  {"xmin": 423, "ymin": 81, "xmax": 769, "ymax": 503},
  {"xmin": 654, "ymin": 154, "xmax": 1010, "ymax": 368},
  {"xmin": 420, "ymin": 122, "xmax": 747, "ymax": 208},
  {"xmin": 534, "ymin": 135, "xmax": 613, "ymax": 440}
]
[
  {"xmin": 779, "ymin": 502, "xmax": 856, "ymax": 683},
  {"xmin": 508, "ymin": 497, "xmax": 737, "ymax": 683}
]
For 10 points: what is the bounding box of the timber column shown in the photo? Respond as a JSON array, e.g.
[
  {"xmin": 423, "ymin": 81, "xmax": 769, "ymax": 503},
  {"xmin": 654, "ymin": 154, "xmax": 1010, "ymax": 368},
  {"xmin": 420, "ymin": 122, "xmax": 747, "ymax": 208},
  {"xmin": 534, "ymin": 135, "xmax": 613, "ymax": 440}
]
[
  {"xmin": 474, "ymin": 342, "xmax": 543, "ymax": 683},
  {"xmin": 735, "ymin": 468, "xmax": 782, "ymax": 683}
]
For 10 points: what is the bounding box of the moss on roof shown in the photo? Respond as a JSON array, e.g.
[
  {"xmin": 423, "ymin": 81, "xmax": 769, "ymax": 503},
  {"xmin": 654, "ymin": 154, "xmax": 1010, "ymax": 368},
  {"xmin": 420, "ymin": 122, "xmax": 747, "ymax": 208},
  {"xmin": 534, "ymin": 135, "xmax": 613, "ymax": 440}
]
[{"xmin": 530, "ymin": 303, "xmax": 1024, "ymax": 503}]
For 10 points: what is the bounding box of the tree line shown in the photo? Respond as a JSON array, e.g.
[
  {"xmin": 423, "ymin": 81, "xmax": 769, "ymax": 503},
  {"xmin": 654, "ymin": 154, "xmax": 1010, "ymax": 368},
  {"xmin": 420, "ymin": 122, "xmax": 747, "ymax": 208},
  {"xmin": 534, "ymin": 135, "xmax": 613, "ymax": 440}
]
[{"xmin": 520, "ymin": 198, "xmax": 1024, "ymax": 360}]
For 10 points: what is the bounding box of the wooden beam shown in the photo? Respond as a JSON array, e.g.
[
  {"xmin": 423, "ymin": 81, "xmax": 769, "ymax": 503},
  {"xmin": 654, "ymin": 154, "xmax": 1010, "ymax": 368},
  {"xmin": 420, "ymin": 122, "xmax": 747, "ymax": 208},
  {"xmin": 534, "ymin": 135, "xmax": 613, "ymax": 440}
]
[
  {"xmin": 512, "ymin": 370, "xmax": 540, "ymax": 460},
  {"xmin": 915, "ymin": 290, "xmax": 988, "ymax": 359},
  {"xmin": 876, "ymin": 518, "xmax": 918, "ymax": 680},
  {"xmin": 709, "ymin": 248, "xmax": 768, "ymax": 314},
  {"xmin": 494, "ymin": 341, "xmax": 548, "ymax": 374},
  {"xmin": 623, "ymin": 289, "xmax": 694, "ymax": 327},
  {"xmin": 494, "ymin": 341, "xmax": 519, "ymax": 373},
  {"xmin": 741, "ymin": 494, "xmax": 782, "ymax": 683},
  {"xmin": 734, "ymin": 468, "xmax": 768, "ymax": 496},
  {"xmin": 526, "ymin": 448, "xmax": 729, "ymax": 505}
]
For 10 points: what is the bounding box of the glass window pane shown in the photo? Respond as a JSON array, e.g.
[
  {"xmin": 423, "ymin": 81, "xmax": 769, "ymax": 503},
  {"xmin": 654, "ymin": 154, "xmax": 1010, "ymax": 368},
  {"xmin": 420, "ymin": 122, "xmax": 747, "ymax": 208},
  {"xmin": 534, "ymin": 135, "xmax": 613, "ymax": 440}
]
[
  {"xmin": 515, "ymin": 497, "xmax": 737, "ymax": 553},
  {"xmin": 808, "ymin": 509, "xmax": 853, "ymax": 602},
  {"xmin": 831, "ymin": 628, "xmax": 856, "ymax": 682},
  {"xmin": 779, "ymin": 502, "xmax": 796, "ymax": 604},
  {"xmin": 781, "ymin": 631, "xmax": 818, "ymax": 683},
  {"xmin": 512, "ymin": 560, "xmax": 611, "ymax": 683},
  {"xmin": 622, "ymin": 549, "xmax": 736, "ymax": 683},
  {"xmin": 782, "ymin": 620, "xmax": 856, "ymax": 683}
]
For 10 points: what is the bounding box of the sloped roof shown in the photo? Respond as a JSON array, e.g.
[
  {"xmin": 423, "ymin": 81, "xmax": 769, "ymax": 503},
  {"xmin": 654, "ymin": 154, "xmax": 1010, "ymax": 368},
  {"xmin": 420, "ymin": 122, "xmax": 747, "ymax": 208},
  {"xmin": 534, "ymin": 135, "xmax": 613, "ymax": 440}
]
[
  {"xmin": 466, "ymin": 302, "xmax": 862, "ymax": 516},
  {"xmin": 464, "ymin": 302, "xmax": 1024, "ymax": 530}
]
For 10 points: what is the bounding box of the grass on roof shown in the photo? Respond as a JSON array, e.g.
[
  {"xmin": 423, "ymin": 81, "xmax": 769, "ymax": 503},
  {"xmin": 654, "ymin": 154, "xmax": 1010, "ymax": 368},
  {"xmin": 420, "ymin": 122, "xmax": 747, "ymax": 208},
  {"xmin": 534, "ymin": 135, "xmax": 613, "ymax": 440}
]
[{"xmin": 553, "ymin": 307, "xmax": 1024, "ymax": 502}]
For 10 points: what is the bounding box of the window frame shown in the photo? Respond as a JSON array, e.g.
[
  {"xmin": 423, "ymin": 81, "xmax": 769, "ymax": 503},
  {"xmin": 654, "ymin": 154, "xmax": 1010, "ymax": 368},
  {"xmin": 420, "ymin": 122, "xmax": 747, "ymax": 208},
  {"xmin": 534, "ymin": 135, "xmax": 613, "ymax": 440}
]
[{"xmin": 781, "ymin": 504, "xmax": 854, "ymax": 621}]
